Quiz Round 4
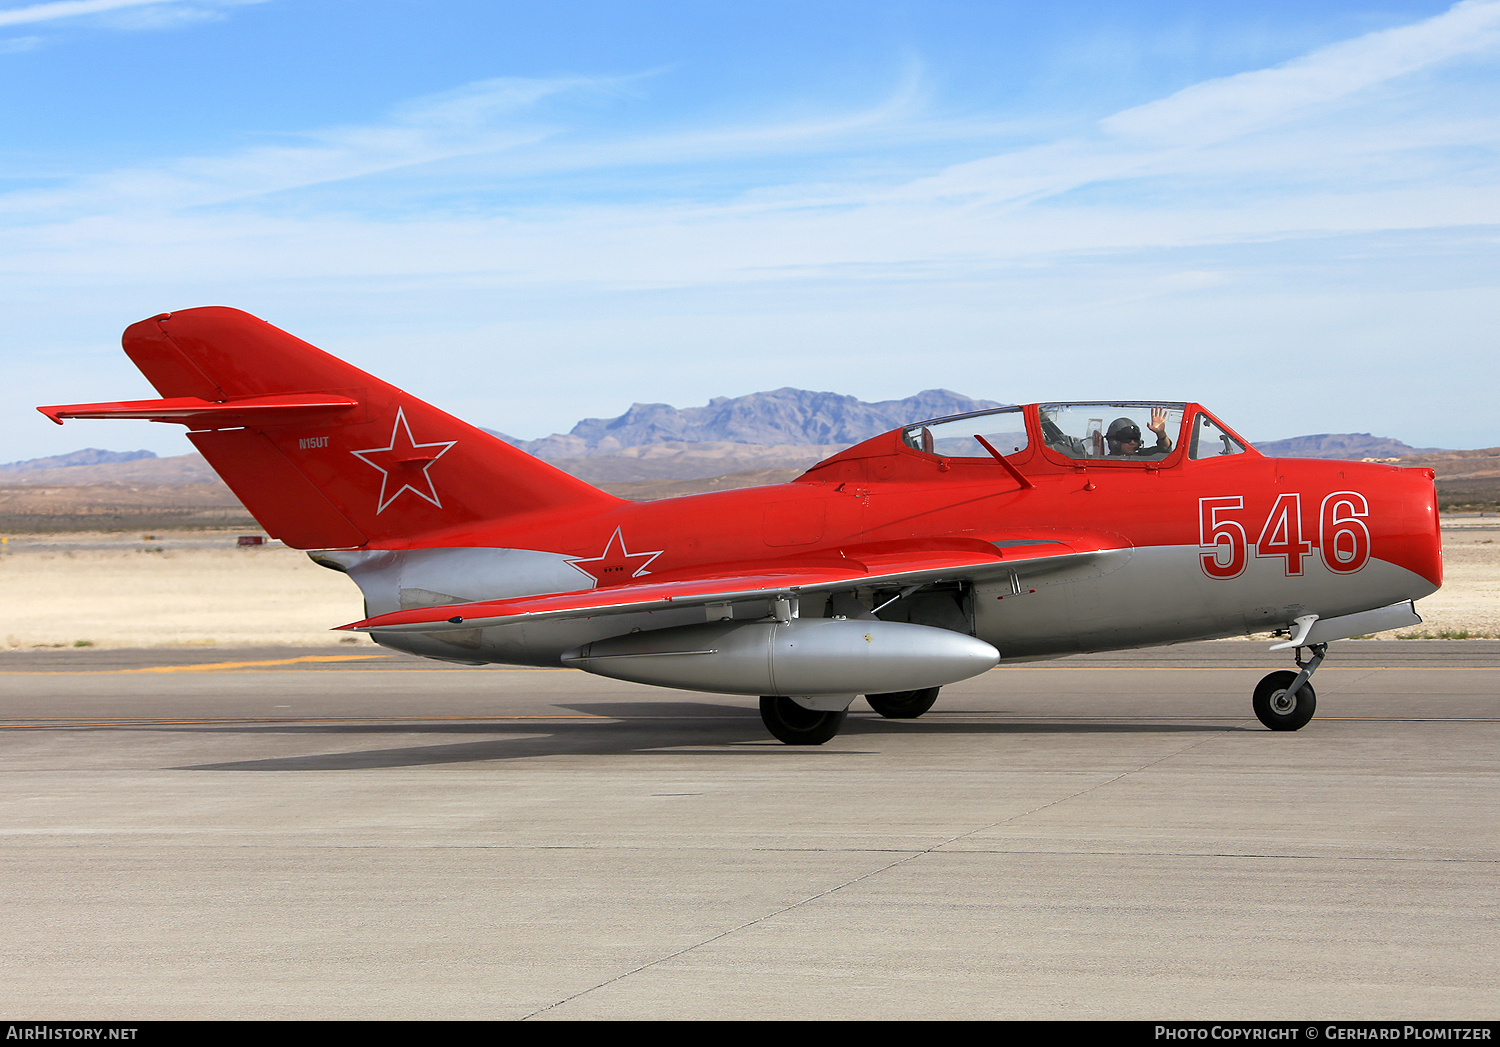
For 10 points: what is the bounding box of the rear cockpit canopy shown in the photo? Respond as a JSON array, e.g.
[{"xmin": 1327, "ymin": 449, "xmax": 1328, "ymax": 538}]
[
  {"xmin": 900, "ymin": 406, "xmax": 1029, "ymax": 458},
  {"xmin": 901, "ymin": 402, "xmax": 1250, "ymax": 465}
]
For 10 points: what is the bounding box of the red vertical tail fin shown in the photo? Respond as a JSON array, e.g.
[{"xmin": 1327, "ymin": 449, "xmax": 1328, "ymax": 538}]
[{"xmin": 41, "ymin": 307, "xmax": 619, "ymax": 548}]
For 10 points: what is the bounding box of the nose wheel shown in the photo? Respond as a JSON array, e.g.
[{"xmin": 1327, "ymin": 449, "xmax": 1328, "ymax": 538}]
[
  {"xmin": 1252, "ymin": 671, "xmax": 1317, "ymax": 730},
  {"xmin": 1253, "ymin": 642, "xmax": 1325, "ymax": 731}
]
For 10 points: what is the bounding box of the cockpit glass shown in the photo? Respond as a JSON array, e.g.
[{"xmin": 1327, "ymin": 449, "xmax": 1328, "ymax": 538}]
[
  {"xmin": 1039, "ymin": 403, "xmax": 1185, "ymax": 461},
  {"xmin": 901, "ymin": 407, "xmax": 1029, "ymax": 458},
  {"xmin": 1189, "ymin": 413, "xmax": 1246, "ymax": 459}
]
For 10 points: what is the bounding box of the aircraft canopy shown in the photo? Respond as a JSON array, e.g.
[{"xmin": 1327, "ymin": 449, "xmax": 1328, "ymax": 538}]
[{"xmin": 900, "ymin": 402, "xmax": 1250, "ymax": 465}]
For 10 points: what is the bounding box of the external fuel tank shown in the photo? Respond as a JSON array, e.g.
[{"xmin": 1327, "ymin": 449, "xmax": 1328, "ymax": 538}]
[{"xmin": 561, "ymin": 617, "xmax": 999, "ymax": 696}]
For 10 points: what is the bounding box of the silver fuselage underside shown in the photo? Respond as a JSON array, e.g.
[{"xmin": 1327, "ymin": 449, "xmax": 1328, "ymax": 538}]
[{"xmin": 315, "ymin": 542, "xmax": 1437, "ymax": 668}]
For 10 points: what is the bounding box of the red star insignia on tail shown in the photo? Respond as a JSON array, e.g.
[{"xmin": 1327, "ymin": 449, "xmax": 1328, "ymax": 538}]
[
  {"xmin": 566, "ymin": 527, "xmax": 663, "ymax": 588},
  {"xmin": 351, "ymin": 407, "xmax": 458, "ymax": 513}
]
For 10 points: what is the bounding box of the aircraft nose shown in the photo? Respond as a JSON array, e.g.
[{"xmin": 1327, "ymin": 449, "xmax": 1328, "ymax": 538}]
[{"xmin": 1394, "ymin": 467, "xmax": 1443, "ymax": 591}]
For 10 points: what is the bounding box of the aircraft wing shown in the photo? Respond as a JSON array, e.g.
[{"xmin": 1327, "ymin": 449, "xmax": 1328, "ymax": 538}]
[{"xmin": 342, "ymin": 531, "xmax": 1129, "ymax": 634}]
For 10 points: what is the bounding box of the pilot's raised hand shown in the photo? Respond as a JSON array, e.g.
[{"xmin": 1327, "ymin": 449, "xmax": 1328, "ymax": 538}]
[{"xmin": 1149, "ymin": 407, "xmax": 1169, "ymax": 436}]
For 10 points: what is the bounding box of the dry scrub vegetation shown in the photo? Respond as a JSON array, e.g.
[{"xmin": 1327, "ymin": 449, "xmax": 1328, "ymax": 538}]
[{"xmin": 1, "ymin": 532, "xmax": 363, "ymax": 648}]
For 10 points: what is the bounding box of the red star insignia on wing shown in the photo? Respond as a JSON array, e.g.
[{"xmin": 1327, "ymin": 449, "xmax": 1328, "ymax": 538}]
[
  {"xmin": 566, "ymin": 527, "xmax": 664, "ymax": 588},
  {"xmin": 351, "ymin": 407, "xmax": 458, "ymax": 514}
]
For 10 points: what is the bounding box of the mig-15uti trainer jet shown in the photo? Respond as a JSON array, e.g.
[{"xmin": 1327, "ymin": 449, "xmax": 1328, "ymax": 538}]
[{"xmin": 40, "ymin": 308, "xmax": 1443, "ymax": 744}]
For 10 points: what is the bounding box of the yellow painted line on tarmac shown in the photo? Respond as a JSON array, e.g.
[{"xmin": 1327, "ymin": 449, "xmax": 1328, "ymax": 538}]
[
  {"xmin": 3, "ymin": 659, "xmax": 1496, "ymax": 679},
  {"xmin": 917, "ymin": 712, "xmax": 1500, "ymax": 722},
  {"xmin": 994, "ymin": 666, "xmax": 1500, "ymax": 671},
  {"xmin": 3, "ymin": 713, "xmax": 1496, "ymax": 731},
  {"xmin": 0, "ymin": 654, "xmax": 390, "ymax": 676},
  {"xmin": 0, "ymin": 713, "xmax": 741, "ymax": 729}
]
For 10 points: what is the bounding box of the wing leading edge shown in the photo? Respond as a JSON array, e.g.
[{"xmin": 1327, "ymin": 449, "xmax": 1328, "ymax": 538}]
[{"xmin": 341, "ymin": 531, "xmax": 1132, "ymax": 634}]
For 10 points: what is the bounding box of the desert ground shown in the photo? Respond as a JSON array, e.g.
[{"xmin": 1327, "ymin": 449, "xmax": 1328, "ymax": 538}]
[{"xmin": 1, "ymin": 517, "xmax": 1494, "ymax": 650}]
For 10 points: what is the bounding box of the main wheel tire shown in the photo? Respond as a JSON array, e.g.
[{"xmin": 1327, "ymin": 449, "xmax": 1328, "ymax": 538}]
[
  {"xmin": 1252, "ymin": 670, "xmax": 1317, "ymax": 731},
  {"xmin": 759, "ymin": 696, "xmax": 847, "ymax": 745},
  {"xmin": 865, "ymin": 686, "xmax": 940, "ymax": 719}
]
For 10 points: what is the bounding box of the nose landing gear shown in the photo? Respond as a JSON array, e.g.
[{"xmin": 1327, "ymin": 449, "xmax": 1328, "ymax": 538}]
[{"xmin": 1253, "ymin": 642, "xmax": 1325, "ymax": 731}]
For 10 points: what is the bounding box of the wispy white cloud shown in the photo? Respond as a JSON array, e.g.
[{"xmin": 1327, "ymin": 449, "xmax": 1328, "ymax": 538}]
[
  {"xmin": 3, "ymin": 2, "xmax": 1499, "ymax": 455},
  {"xmin": 0, "ymin": 0, "xmax": 193, "ymax": 28},
  {"xmin": 5, "ymin": 4, "xmax": 1497, "ymax": 253},
  {"xmin": 91, "ymin": 0, "xmax": 229, "ymax": 30},
  {"xmin": 1102, "ymin": 0, "xmax": 1500, "ymax": 142},
  {"xmin": 883, "ymin": 0, "xmax": 1500, "ymax": 212},
  {"xmin": 0, "ymin": 76, "xmax": 620, "ymax": 218},
  {"xmin": 0, "ymin": 64, "xmax": 943, "ymax": 221},
  {"xmin": 0, "ymin": 0, "xmax": 261, "ymax": 34}
]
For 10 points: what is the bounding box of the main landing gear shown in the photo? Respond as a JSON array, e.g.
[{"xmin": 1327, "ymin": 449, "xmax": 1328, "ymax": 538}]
[
  {"xmin": 759, "ymin": 696, "xmax": 847, "ymax": 745},
  {"xmin": 865, "ymin": 687, "xmax": 941, "ymax": 719},
  {"xmin": 1253, "ymin": 643, "xmax": 1325, "ymax": 731},
  {"xmin": 759, "ymin": 687, "xmax": 945, "ymax": 744}
]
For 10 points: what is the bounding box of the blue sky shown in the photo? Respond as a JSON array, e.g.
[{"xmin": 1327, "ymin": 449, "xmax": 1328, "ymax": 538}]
[{"xmin": 3, "ymin": 0, "xmax": 1496, "ymax": 459}]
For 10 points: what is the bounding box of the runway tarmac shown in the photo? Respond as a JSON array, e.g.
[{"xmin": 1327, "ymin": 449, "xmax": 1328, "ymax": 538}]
[{"xmin": 1, "ymin": 640, "xmax": 1496, "ymax": 1020}]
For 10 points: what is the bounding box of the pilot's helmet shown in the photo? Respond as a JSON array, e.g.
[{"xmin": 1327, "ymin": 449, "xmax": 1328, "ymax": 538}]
[{"xmin": 1106, "ymin": 417, "xmax": 1141, "ymax": 448}]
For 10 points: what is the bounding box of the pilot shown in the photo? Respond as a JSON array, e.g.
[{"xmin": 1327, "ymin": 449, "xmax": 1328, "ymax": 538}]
[{"xmin": 1105, "ymin": 409, "xmax": 1173, "ymax": 458}]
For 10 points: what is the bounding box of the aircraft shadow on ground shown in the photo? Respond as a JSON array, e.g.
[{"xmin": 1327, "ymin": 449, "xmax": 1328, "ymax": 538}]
[{"xmin": 173, "ymin": 701, "xmax": 1245, "ymax": 771}]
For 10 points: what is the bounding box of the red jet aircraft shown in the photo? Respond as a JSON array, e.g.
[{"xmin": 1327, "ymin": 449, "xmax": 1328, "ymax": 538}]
[{"xmin": 40, "ymin": 308, "xmax": 1443, "ymax": 744}]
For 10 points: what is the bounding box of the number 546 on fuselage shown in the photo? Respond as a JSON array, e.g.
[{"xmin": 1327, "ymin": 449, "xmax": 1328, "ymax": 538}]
[{"xmin": 39, "ymin": 308, "xmax": 1442, "ymax": 744}]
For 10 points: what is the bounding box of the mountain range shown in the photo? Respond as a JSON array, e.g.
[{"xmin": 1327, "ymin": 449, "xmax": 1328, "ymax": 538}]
[
  {"xmin": 488, "ymin": 388, "xmax": 1003, "ymax": 458},
  {"xmin": 1252, "ymin": 434, "xmax": 1450, "ymax": 459},
  {"xmin": 4, "ymin": 390, "xmax": 1496, "ymax": 524},
  {"xmin": 0, "ymin": 448, "xmax": 158, "ymax": 473},
  {"xmin": 1, "ymin": 390, "xmax": 1475, "ymax": 482}
]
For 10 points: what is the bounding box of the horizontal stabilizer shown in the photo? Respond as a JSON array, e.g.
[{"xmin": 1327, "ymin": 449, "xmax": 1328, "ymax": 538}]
[{"xmin": 38, "ymin": 393, "xmax": 358, "ymax": 427}]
